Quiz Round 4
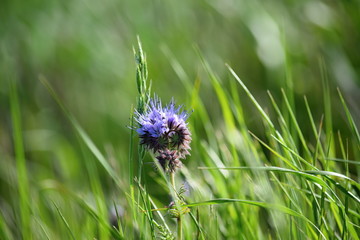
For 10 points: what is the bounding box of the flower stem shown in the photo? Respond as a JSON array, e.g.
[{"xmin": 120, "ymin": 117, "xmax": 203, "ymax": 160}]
[
  {"xmin": 169, "ymin": 172, "xmax": 182, "ymax": 239},
  {"xmin": 170, "ymin": 172, "xmax": 175, "ymax": 189},
  {"xmin": 177, "ymin": 216, "xmax": 182, "ymax": 240}
]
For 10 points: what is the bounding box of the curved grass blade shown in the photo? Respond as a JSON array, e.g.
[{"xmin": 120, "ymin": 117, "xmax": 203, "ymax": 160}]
[
  {"xmin": 184, "ymin": 198, "xmax": 326, "ymax": 239},
  {"xmin": 246, "ymin": 132, "xmax": 360, "ymax": 204},
  {"xmin": 325, "ymin": 158, "xmax": 360, "ymax": 165},
  {"xmin": 197, "ymin": 49, "xmax": 239, "ymax": 167},
  {"xmin": 281, "ymin": 89, "xmax": 312, "ymax": 159},
  {"xmin": 227, "ymin": 64, "xmax": 274, "ymax": 130},
  {"xmin": 198, "ymin": 166, "xmax": 360, "ymax": 204},
  {"xmin": 41, "ymin": 180, "xmax": 124, "ymax": 239},
  {"xmin": 9, "ymin": 75, "xmax": 31, "ymax": 239},
  {"xmin": 126, "ymin": 192, "xmax": 174, "ymax": 240},
  {"xmin": 270, "ymin": 134, "xmax": 316, "ymax": 170},
  {"xmin": 0, "ymin": 210, "xmax": 13, "ymax": 240},
  {"xmin": 248, "ymin": 131, "xmax": 298, "ymax": 170}
]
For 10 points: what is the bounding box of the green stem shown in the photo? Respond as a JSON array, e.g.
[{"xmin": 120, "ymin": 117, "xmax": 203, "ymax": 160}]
[
  {"xmin": 170, "ymin": 172, "xmax": 175, "ymax": 190},
  {"xmin": 169, "ymin": 172, "xmax": 182, "ymax": 239},
  {"xmin": 177, "ymin": 215, "xmax": 182, "ymax": 240}
]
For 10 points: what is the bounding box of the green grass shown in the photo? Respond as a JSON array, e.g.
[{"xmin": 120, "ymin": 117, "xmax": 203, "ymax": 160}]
[
  {"xmin": 1, "ymin": 0, "xmax": 360, "ymax": 239},
  {"xmin": 5, "ymin": 41, "xmax": 360, "ymax": 239},
  {"xmin": 2, "ymin": 44, "xmax": 360, "ymax": 239},
  {"xmin": 9, "ymin": 76, "xmax": 31, "ymax": 240}
]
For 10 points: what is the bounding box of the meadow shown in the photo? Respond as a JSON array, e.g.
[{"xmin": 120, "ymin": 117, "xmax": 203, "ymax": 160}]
[{"xmin": 1, "ymin": 0, "xmax": 360, "ymax": 239}]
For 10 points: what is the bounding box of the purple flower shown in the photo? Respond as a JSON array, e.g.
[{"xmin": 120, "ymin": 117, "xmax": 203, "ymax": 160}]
[
  {"xmin": 156, "ymin": 149, "xmax": 182, "ymax": 173},
  {"xmin": 135, "ymin": 97, "xmax": 192, "ymax": 172}
]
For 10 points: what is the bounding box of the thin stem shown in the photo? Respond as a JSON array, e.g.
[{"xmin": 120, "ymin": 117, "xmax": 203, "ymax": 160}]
[
  {"xmin": 169, "ymin": 172, "xmax": 182, "ymax": 240},
  {"xmin": 170, "ymin": 172, "xmax": 175, "ymax": 189},
  {"xmin": 177, "ymin": 216, "xmax": 182, "ymax": 240}
]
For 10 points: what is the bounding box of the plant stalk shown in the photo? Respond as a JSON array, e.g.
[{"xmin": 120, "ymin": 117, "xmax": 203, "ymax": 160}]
[
  {"xmin": 177, "ymin": 216, "xmax": 182, "ymax": 240},
  {"xmin": 170, "ymin": 172, "xmax": 175, "ymax": 189},
  {"xmin": 169, "ymin": 172, "xmax": 182, "ymax": 240}
]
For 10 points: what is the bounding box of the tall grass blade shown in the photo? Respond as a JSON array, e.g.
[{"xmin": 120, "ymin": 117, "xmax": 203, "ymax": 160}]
[
  {"xmin": 52, "ymin": 201, "xmax": 76, "ymax": 240},
  {"xmin": 320, "ymin": 58, "xmax": 335, "ymax": 158},
  {"xmin": 184, "ymin": 199, "xmax": 326, "ymax": 239},
  {"xmin": 227, "ymin": 64, "xmax": 274, "ymax": 129},
  {"xmin": 0, "ymin": 210, "xmax": 13, "ymax": 240},
  {"xmin": 9, "ymin": 79, "xmax": 31, "ymax": 239},
  {"xmin": 337, "ymin": 88, "xmax": 360, "ymax": 148},
  {"xmin": 41, "ymin": 180, "xmax": 123, "ymax": 239},
  {"xmin": 199, "ymin": 166, "xmax": 360, "ymax": 203},
  {"xmin": 281, "ymin": 89, "xmax": 311, "ymax": 159}
]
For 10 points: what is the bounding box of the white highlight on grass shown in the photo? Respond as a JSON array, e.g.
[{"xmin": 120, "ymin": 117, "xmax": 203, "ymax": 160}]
[
  {"xmin": 304, "ymin": 1, "xmax": 333, "ymax": 28},
  {"xmin": 249, "ymin": 14, "xmax": 284, "ymax": 69},
  {"xmin": 329, "ymin": 49, "xmax": 358, "ymax": 92}
]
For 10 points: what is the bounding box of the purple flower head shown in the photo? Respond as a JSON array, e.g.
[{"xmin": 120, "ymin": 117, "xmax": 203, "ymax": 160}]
[
  {"xmin": 135, "ymin": 97, "xmax": 192, "ymax": 172},
  {"xmin": 156, "ymin": 149, "xmax": 182, "ymax": 173},
  {"xmin": 164, "ymin": 100, "xmax": 191, "ymax": 158}
]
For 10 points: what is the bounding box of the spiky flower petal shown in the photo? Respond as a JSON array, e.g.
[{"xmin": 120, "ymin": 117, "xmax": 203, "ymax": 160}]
[{"xmin": 135, "ymin": 97, "xmax": 192, "ymax": 172}]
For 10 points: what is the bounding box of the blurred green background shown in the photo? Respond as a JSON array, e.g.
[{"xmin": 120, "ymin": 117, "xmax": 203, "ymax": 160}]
[{"xmin": 1, "ymin": 0, "xmax": 360, "ymax": 238}]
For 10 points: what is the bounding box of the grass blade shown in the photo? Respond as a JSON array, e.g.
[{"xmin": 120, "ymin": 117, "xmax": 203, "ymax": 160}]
[
  {"xmin": 337, "ymin": 88, "xmax": 360, "ymax": 148},
  {"xmin": 184, "ymin": 198, "xmax": 326, "ymax": 239},
  {"xmin": 52, "ymin": 201, "xmax": 76, "ymax": 240},
  {"xmin": 199, "ymin": 166, "xmax": 360, "ymax": 204},
  {"xmin": 227, "ymin": 64, "xmax": 274, "ymax": 130},
  {"xmin": 39, "ymin": 76, "xmax": 121, "ymax": 187},
  {"xmin": 9, "ymin": 79, "xmax": 31, "ymax": 239}
]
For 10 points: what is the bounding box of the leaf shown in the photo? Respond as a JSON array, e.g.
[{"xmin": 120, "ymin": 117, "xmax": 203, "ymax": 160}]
[
  {"xmin": 184, "ymin": 198, "xmax": 326, "ymax": 239},
  {"xmin": 199, "ymin": 166, "xmax": 360, "ymax": 204}
]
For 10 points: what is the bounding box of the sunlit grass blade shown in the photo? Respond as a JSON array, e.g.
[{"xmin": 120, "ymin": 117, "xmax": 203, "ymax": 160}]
[
  {"xmin": 337, "ymin": 88, "xmax": 360, "ymax": 148},
  {"xmin": 112, "ymin": 202, "xmax": 125, "ymax": 238},
  {"xmin": 254, "ymin": 118, "xmax": 324, "ymax": 225},
  {"xmin": 0, "ymin": 210, "xmax": 13, "ymax": 240},
  {"xmin": 41, "ymin": 180, "xmax": 124, "ymax": 239},
  {"xmin": 278, "ymin": 181, "xmax": 360, "ymax": 220},
  {"xmin": 134, "ymin": 177, "xmax": 172, "ymax": 235},
  {"xmin": 129, "ymin": 109, "xmax": 135, "ymax": 185},
  {"xmin": 227, "ymin": 64, "xmax": 274, "ymax": 130},
  {"xmin": 188, "ymin": 211, "xmax": 206, "ymax": 240},
  {"xmin": 248, "ymin": 131, "xmax": 298, "ymax": 170},
  {"xmin": 197, "ymin": 48, "xmax": 239, "ymax": 167},
  {"xmin": 304, "ymin": 96, "xmax": 326, "ymax": 166},
  {"xmin": 163, "ymin": 46, "xmax": 220, "ymax": 153},
  {"xmin": 52, "ymin": 201, "xmax": 76, "ymax": 240},
  {"xmin": 126, "ymin": 192, "xmax": 174, "ymax": 240},
  {"xmin": 34, "ymin": 217, "xmax": 51, "ymax": 240},
  {"xmin": 267, "ymin": 91, "xmax": 297, "ymax": 154},
  {"xmin": 184, "ymin": 198, "xmax": 325, "ymax": 239},
  {"xmin": 281, "ymin": 88, "xmax": 312, "ymax": 159},
  {"xmin": 325, "ymin": 157, "xmax": 360, "ymax": 165},
  {"xmin": 138, "ymin": 187, "xmax": 156, "ymax": 239},
  {"xmin": 269, "ymin": 133, "xmax": 315, "ymax": 170},
  {"xmin": 9, "ymin": 79, "xmax": 31, "ymax": 239},
  {"xmin": 320, "ymin": 58, "xmax": 335, "ymax": 158},
  {"xmin": 337, "ymin": 131, "xmax": 350, "ymax": 178},
  {"xmin": 198, "ymin": 52, "xmax": 236, "ymax": 133},
  {"xmin": 198, "ymin": 166, "xmax": 325, "ymax": 186},
  {"xmin": 198, "ymin": 166, "xmax": 360, "ymax": 203},
  {"xmin": 75, "ymin": 199, "xmax": 124, "ymax": 240},
  {"xmin": 80, "ymin": 144, "xmax": 110, "ymax": 240}
]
